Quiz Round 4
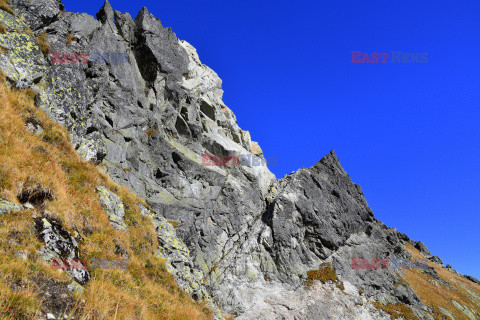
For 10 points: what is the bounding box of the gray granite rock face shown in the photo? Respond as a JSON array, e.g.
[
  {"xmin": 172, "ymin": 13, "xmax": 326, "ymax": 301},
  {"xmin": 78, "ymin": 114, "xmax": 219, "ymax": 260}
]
[
  {"xmin": 10, "ymin": 0, "xmax": 62, "ymax": 31},
  {"xmin": 235, "ymin": 281, "xmax": 392, "ymax": 320},
  {"xmin": 0, "ymin": 10, "xmax": 47, "ymax": 89},
  {"xmin": 96, "ymin": 186, "xmax": 126, "ymax": 230},
  {"xmin": 139, "ymin": 204, "xmax": 224, "ymax": 319},
  {"xmin": 0, "ymin": 199, "xmax": 24, "ymax": 214},
  {"xmin": 0, "ymin": 1, "xmax": 471, "ymax": 319},
  {"xmin": 410, "ymin": 239, "xmax": 445, "ymax": 267}
]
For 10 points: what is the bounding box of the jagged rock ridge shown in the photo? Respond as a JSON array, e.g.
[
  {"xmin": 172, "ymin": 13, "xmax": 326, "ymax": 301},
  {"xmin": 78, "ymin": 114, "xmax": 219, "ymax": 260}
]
[{"xmin": 1, "ymin": 1, "xmax": 479, "ymax": 319}]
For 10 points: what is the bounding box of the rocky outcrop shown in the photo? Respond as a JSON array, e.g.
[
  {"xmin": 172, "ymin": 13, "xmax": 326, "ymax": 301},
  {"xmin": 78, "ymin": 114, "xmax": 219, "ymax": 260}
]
[
  {"xmin": 35, "ymin": 216, "xmax": 90, "ymax": 285},
  {"xmin": 201, "ymin": 151, "xmax": 425, "ymax": 318},
  {"xmin": 139, "ymin": 204, "xmax": 224, "ymax": 319},
  {"xmin": 0, "ymin": 10, "xmax": 47, "ymax": 89},
  {"xmin": 1, "ymin": 1, "xmax": 478, "ymax": 319},
  {"xmin": 96, "ymin": 186, "xmax": 126, "ymax": 230},
  {"xmin": 0, "ymin": 198, "xmax": 23, "ymax": 214},
  {"xmin": 410, "ymin": 240, "xmax": 444, "ymax": 267},
  {"xmin": 235, "ymin": 281, "xmax": 392, "ymax": 320},
  {"xmin": 464, "ymin": 275, "xmax": 480, "ymax": 286},
  {"xmin": 9, "ymin": 0, "xmax": 62, "ymax": 31}
]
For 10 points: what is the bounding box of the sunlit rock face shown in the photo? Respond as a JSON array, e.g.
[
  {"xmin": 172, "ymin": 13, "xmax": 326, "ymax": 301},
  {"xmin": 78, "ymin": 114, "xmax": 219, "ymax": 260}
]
[{"xmin": 2, "ymin": 1, "xmax": 479, "ymax": 319}]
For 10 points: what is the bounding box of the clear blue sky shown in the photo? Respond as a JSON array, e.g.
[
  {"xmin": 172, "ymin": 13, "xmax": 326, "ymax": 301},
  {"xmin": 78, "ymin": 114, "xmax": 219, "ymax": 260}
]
[{"xmin": 64, "ymin": 0, "xmax": 480, "ymax": 279}]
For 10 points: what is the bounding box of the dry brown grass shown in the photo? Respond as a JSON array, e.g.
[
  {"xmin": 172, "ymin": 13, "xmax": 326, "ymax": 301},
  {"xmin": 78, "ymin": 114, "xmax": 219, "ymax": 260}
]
[
  {"xmin": 0, "ymin": 45, "xmax": 7, "ymax": 56},
  {"xmin": 403, "ymin": 243, "xmax": 480, "ymax": 320},
  {"xmin": 306, "ymin": 262, "xmax": 338, "ymax": 284},
  {"xmin": 305, "ymin": 262, "xmax": 344, "ymax": 290},
  {"xmin": 65, "ymin": 33, "xmax": 78, "ymax": 46},
  {"xmin": 0, "ymin": 280, "xmax": 40, "ymax": 319},
  {"xmin": 0, "ymin": 210, "xmax": 69, "ymax": 319},
  {"xmin": 372, "ymin": 302, "xmax": 418, "ymax": 320},
  {"xmin": 65, "ymin": 33, "xmax": 73, "ymax": 45},
  {"xmin": 0, "ymin": 0, "xmax": 15, "ymax": 16},
  {"xmin": 35, "ymin": 32, "xmax": 50, "ymax": 56},
  {"xmin": 168, "ymin": 220, "xmax": 182, "ymax": 228},
  {"xmin": 145, "ymin": 123, "xmax": 159, "ymax": 137},
  {"xmin": 0, "ymin": 72, "xmax": 213, "ymax": 319}
]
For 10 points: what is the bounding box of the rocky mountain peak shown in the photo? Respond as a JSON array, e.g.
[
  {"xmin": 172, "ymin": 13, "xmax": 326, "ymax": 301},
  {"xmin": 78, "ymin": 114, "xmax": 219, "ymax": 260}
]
[
  {"xmin": 96, "ymin": 0, "xmax": 114, "ymax": 24},
  {"xmin": 318, "ymin": 149, "xmax": 349, "ymax": 176},
  {"xmin": 135, "ymin": 6, "xmax": 164, "ymax": 33},
  {"xmin": 0, "ymin": 1, "xmax": 479, "ymax": 319}
]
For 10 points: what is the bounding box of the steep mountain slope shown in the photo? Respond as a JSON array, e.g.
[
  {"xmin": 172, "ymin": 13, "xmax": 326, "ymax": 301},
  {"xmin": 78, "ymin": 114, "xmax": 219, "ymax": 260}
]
[
  {"xmin": 0, "ymin": 0, "xmax": 479, "ymax": 319},
  {"xmin": 0, "ymin": 72, "xmax": 216, "ymax": 319}
]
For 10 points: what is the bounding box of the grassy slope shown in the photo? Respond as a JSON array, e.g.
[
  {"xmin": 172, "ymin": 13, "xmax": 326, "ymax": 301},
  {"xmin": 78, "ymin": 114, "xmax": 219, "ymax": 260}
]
[
  {"xmin": 403, "ymin": 243, "xmax": 480, "ymax": 320},
  {"xmin": 0, "ymin": 72, "xmax": 212, "ymax": 319}
]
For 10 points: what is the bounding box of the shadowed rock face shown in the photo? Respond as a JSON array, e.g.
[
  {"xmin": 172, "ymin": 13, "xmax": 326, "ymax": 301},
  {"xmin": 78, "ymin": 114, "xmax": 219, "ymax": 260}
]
[
  {"xmin": 2, "ymin": 1, "xmax": 477, "ymax": 319},
  {"xmin": 35, "ymin": 217, "xmax": 90, "ymax": 285},
  {"xmin": 9, "ymin": 0, "xmax": 62, "ymax": 30}
]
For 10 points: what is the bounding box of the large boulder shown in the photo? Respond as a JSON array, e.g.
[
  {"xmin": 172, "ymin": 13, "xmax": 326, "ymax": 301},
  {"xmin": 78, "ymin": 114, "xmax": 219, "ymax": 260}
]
[{"xmin": 0, "ymin": 199, "xmax": 23, "ymax": 214}]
